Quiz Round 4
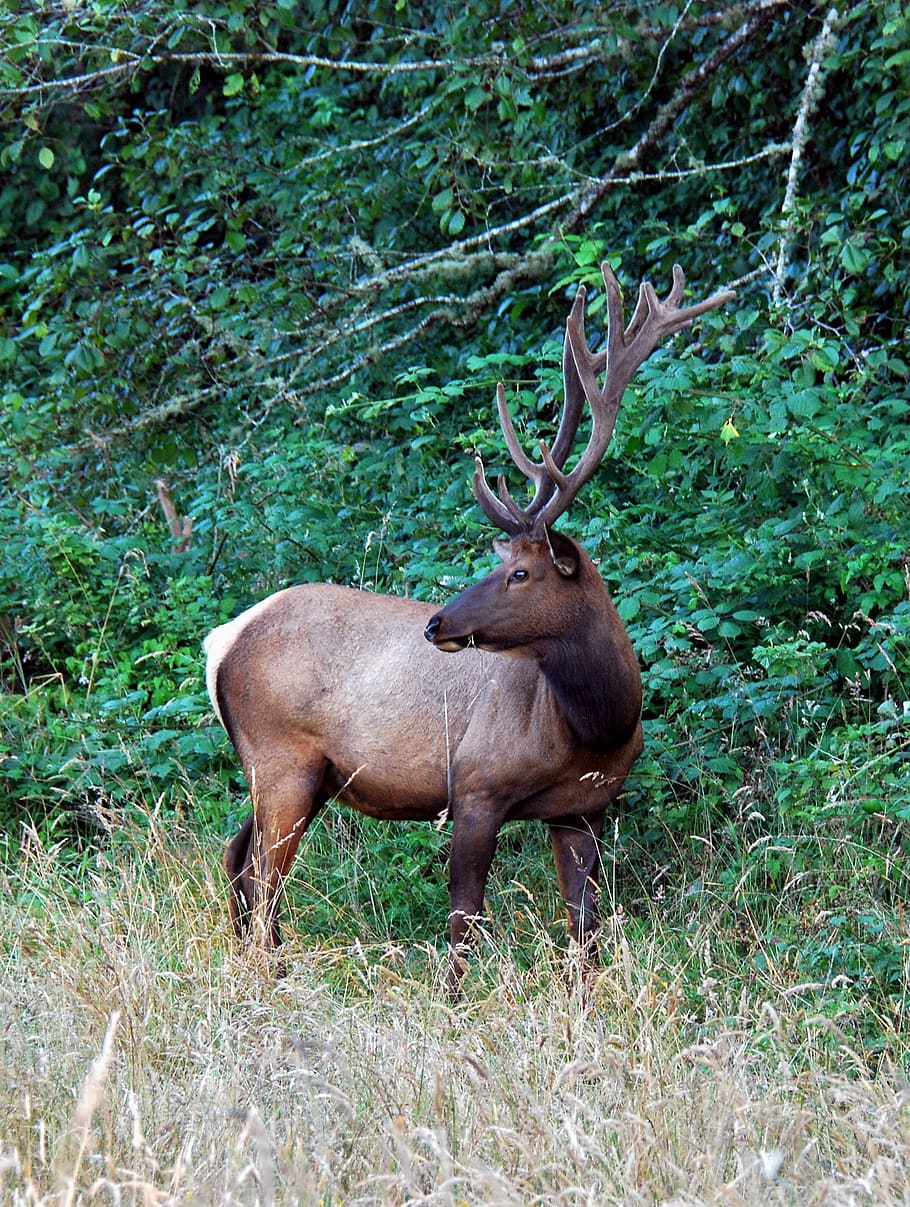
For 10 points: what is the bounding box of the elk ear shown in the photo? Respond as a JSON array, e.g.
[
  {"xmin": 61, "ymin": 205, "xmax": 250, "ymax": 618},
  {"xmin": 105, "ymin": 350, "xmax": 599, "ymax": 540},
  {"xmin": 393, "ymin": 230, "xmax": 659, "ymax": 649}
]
[
  {"xmin": 547, "ymin": 531, "xmax": 580, "ymax": 578},
  {"xmin": 492, "ymin": 537, "xmax": 512, "ymax": 562}
]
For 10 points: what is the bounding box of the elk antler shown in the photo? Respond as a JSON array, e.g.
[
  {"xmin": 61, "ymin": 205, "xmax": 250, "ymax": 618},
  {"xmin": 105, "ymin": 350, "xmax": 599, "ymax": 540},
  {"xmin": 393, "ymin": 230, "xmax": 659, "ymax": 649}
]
[{"xmin": 473, "ymin": 262, "xmax": 735, "ymax": 537}]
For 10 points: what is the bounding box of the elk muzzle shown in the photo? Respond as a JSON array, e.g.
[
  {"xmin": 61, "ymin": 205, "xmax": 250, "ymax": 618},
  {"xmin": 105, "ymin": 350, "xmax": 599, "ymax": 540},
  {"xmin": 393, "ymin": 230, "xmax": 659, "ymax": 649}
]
[{"xmin": 424, "ymin": 611, "xmax": 471, "ymax": 652}]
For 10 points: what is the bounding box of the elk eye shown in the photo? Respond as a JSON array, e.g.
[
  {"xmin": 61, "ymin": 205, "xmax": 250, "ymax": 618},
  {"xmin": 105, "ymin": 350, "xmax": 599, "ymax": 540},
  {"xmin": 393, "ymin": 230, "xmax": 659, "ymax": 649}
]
[{"xmin": 508, "ymin": 568, "xmax": 529, "ymax": 584}]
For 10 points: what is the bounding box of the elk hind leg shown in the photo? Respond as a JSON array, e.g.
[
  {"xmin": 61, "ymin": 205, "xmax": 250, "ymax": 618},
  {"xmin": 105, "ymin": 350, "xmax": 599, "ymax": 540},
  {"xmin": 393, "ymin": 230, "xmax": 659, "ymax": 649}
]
[
  {"xmin": 227, "ymin": 755, "xmax": 327, "ymax": 950},
  {"xmin": 225, "ymin": 814, "xmax": 256, "ymax": 938}
]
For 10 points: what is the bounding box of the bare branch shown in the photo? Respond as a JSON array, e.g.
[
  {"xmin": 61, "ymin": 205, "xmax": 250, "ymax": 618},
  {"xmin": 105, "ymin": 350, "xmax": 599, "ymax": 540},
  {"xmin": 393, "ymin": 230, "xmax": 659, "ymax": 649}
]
[
  {"xmin": 772, "ymin": 6, "xmax": 842, "ymax": 303},
  {"xmin": 154, "ymin": 480, "xmax": 193, "ymax": 553},
  {"xmin": 287, "ymin": 100, "xmax": 443, "ymax": 170},
  {"xmin": 562, "ymin": 0, "xmax": 790, "ymax": 233},
  {"xmin": 0, "ymin": 6, "xmax": 788, "ymax": 101}
]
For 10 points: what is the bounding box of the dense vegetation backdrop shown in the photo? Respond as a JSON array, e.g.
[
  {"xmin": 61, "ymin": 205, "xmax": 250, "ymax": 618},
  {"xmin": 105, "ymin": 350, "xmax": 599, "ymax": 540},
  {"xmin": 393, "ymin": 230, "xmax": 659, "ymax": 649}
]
[{"xmin": 1, "ymin": 1, "xmax": 908, "ymax": 1046}]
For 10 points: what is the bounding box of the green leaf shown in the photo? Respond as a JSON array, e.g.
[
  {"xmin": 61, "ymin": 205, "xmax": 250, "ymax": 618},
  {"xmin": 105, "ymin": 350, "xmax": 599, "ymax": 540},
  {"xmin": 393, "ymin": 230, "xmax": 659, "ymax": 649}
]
[
  {"xmin": 810, "ymin": 343, "xmax": 840, "ymax": 372},
  {"xmin": 884, "ymin": 49, "xmax": 910, "ymax": 68},
  {"xmin": 38, "ymin": 146, "xmax": 54, "ymax": 170},
  {"xmin": 840, "ymin": 242, "xmax": 869, "ymax": 274},
  {"xmin": 464, "ymin": 85, "xmax": 486, "ymax": 111},
  {"xmin": 785, "ymin": 391, "xmax": 821, "ymax": 419},
  {"xmin": 431, "ymin": 186, "xmax": 454, "ymax": 214}
]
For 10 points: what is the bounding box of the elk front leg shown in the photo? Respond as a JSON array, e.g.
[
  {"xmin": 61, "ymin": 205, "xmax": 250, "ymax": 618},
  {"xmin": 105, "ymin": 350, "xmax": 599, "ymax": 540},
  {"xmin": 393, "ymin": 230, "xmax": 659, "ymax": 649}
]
[
  {"xmin": 446, "ymin": 803, "xmax": 502, "ymax": 993},
  {"xmin": 548, "ymin": 813, "xmax": 605, "ymax": 963}
]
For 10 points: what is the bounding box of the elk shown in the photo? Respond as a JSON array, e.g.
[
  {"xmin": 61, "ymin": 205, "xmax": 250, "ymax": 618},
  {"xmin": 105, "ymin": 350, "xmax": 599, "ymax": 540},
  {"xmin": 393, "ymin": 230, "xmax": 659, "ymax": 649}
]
[{"xmin": 204, "ymin": 261, "xmax": 732, "ymax": 990}]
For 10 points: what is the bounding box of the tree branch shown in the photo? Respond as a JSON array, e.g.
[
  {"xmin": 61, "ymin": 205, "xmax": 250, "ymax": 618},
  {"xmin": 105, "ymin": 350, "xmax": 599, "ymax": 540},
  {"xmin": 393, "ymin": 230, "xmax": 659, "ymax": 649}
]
[
  {"xmin": 561, "ymin": 0, "xmax": 791, "ymax": 233},
  {"xmin": 0, "ymin": 8, "xmax": 784, "ymax": 101},
  {"xmin": 772, "ymin": 6, "xmax": 842, "ymax": 303},
  {"xmin": 28, "ymin": 0, "xmax": 811, "ymax": 458}
]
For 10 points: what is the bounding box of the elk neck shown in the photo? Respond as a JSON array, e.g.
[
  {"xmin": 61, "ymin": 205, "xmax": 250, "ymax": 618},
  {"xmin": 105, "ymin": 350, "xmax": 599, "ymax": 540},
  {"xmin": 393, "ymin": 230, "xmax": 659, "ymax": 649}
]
[{"xmin": 534, "ymin": 553, "xmax": 642, "ymax": 753}]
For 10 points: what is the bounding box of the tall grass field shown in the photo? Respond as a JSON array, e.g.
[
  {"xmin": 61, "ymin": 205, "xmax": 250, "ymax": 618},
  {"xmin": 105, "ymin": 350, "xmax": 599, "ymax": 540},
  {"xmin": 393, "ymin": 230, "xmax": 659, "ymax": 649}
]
[{"xmin": 1, "ymin": 803, "xmax": 908, "ymax": 1206}]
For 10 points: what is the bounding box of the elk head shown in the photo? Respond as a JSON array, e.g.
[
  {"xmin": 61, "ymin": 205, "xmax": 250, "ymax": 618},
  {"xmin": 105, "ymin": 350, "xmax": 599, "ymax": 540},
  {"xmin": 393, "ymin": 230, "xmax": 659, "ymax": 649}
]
[{"xmin": 425, "ymin": 262, "xmax": 734, "ymax": 654}]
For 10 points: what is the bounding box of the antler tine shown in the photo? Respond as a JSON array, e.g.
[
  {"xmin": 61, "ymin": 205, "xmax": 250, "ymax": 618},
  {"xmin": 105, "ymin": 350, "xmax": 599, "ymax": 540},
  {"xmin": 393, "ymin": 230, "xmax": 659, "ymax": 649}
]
[
  {"xmin": 551, "ymin": 286, "xmax": 604, "ymax": 467},
  {"xmin": 493, "ymin": 383, "xmax": 545, "ymax": 486},
  {"xmin": 602, "ymin": 263, "xmax": 632, "ymax": 384},
  {"xmin": 621, "ymin": 278, "xmax": 657, "ymax": 344},
  {"xmin": 666, "ymin": 261, "xmax": 686, "ymax": 306},
  {"xmin": 472, "ymin": 259, "xmax": 734, "ymax": 538},
  {"xmin": 474, "ymin": 316, "xmax": 598, "ymax": 534},
  {"xmin": 473, "ymin": 384, "xmax": 561, "ymax": 533},
  {"xmin": 532, "ymin": 261, "xmax": 734, "ymax": 532},
  {"xmin": 473, "ymin": 452, "xmax": 523, "ymax": 535}
]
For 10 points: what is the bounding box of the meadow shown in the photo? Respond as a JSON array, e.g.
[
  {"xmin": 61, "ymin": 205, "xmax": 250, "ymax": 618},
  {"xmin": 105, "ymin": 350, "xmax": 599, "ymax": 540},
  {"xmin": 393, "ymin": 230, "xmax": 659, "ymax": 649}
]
[{"xmin": 1, "ymin": 805, "xmax": 908, "ymax": 1206}]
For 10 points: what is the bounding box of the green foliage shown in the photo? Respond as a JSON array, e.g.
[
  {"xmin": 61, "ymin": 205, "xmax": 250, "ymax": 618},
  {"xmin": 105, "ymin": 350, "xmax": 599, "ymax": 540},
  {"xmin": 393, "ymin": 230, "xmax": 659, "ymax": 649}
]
[{"xmin": 1, "ymin": 0, "xmax": 909, "ymax": 1040}]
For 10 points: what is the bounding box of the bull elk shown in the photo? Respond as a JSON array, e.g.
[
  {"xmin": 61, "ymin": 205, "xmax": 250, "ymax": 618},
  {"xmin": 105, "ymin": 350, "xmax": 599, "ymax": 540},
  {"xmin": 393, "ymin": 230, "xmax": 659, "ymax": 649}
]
[{"xmin": 205, "ymin": 261, "xmax": 732, "ymax": 990}]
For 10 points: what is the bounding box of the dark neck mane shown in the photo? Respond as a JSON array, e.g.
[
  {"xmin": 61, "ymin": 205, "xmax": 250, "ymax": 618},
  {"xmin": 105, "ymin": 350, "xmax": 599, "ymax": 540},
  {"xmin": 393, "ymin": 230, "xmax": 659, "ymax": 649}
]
[{"xmin": 537, "ymin": 579, "xmax": 641, "ymax": 753}]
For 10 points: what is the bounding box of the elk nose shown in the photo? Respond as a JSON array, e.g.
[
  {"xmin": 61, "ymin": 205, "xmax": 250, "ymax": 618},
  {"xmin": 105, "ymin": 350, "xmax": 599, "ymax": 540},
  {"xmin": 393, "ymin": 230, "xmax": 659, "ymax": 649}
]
[{"xmin": 424, "ymin": 614, "xmax": 442, "ymax": 644}]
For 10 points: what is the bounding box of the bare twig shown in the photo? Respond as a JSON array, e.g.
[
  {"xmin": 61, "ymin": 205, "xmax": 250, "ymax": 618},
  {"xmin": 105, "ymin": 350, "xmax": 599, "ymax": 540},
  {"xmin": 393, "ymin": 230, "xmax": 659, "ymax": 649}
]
[
  {"xmin": 772, "ymin": 6, "xmax": 841, "ymax": 303},
  {"xmin": 0, "ymin": 8, "xmax": 784, "ymax": 100},
  {"xmin": 562, "ymin": 0, "xmax": 790, "ymax": 233},
  {"xmin": 154, "ymin": 480, "xmax": 193, "ymax": 552}
]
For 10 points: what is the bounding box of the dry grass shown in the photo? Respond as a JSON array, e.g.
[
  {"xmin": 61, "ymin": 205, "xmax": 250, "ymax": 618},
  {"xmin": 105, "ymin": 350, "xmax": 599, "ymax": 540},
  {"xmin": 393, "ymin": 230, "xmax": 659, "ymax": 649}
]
[{"xmin": 1, "ymin": 815, "xmax": 909, "ymax": 1206}]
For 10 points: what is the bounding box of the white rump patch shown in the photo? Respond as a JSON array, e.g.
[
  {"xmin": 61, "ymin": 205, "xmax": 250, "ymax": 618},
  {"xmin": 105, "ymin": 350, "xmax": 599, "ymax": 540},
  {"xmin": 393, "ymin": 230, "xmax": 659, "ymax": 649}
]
[{"xmin": 203, "ymin": 592, "xmax": 287, "ymax": 726}]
